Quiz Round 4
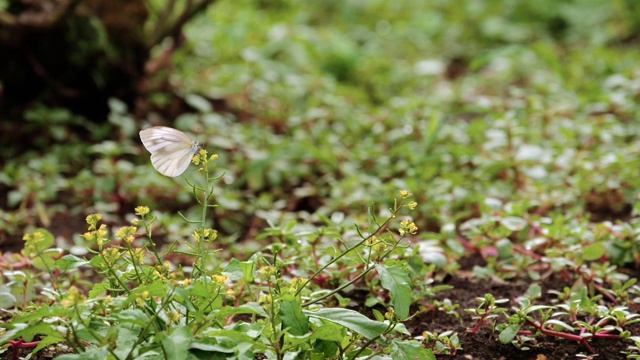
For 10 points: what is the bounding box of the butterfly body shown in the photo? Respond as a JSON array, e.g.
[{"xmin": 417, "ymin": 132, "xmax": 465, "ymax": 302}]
[{"xmin": 140, "ymin": 126, "xmax": 200, "ymax": 177}]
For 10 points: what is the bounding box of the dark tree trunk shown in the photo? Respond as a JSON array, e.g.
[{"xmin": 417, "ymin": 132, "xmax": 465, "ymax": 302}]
[{"xmin": 0, "ymin": 0, "xmax": 215, "ymax": 120}]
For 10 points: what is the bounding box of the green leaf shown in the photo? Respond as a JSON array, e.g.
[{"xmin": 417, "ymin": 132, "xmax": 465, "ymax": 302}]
[
  {"xmin": 0, "ymin": 322, "xmax": 56, "ymax": 344},
  {"xmin": 391, "ymin": 340, "xmax": 435, "ymax": 360},
  {"xmin": 310, "ymin": 322, "xmax": 344, "ymax": 342},
  {"xmin": 32, "ymin": 249, "xmax": 60, "ymax": 271},
  {"xmin": 499, "ymin": 324, "xmax": 521, "ymax": 344},
  {"xmin": 496, "ymin": 238, "xmax": 513, "ymax": 258},
  {"xmin": 375, "ymin": 264, "xmax": 412, "ymax": 320},
  {"xmin": 117, "ymin": 309, "xmax": 150, "ymax": 326},
  {"xmin": 501, "ymin": 217, "xmax": 527, "ymax": 231},
  {"xmin": 56, "ymin": 346, "xmax": 108, "ymax": 360},
  {"xmin": 33, "ymin": 333, "xmax": 66, "ymax": 354},
  {"xmin": 279, "ymin": 295, "xmax": 309, "ymax": 336},
  {"xmin": 545, "ymin": 319, "xmax": 575, "ymax": 332},
  {"xmin": 174, "ymin": 286, "xmax": 197, "ymax": 312},
  {"xmin": 56, "ymin": 255, "xmax": 87, "ymax": 271},
  {"xmin": 312, "ymin": 339, "xmax": 340, "ymax": 358},
  {"xmin": 526, "ymin": 283, "xmax": 542, "ymax": 299},
  {"xmin": 0, "ymin": 291, "xmax": 16, "ymax": 308},
  {"xmin": 217, "ymin": 302, "xmax": 267, "ymax": 318},
  {"xmin": 161, "ymin": 326, "xmax": 193, "ymax": 360},
  {"xmin": 124, "ymin": 280, "xmax": 167, "ymax": 306},
  {"xmin": 223, "ymin": 258, "xmax": 256, "ymax": 283},
  {"xmin": 222, "ymin": 258, "xmax": 243, "ymax": 281},
  {"xmin": 7, "ymin": 304, "xmax": 67, "ymax": 323},
  {"xmin": 303, "ymin": 308, "xmax": 388, "ymax": 339},
  {"xmin": 184, "ymin": 93, "xmax": 213, "ymax": 113},
  {"xmin": 583, "ymin": 242, "xmax": 605, "ymax": 261},
  {"xmin": 88, "ymin": 282, "xmax": 107, "ymax": 298}
]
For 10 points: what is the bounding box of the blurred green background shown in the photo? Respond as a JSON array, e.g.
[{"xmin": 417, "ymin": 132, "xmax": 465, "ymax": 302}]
[{"xmin": 1, "ymin": 0, "xmax": 640, "ymax": 252}]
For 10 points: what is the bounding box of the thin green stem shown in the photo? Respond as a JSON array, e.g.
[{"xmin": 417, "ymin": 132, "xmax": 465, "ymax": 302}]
[{"xmin": 295, "ymin": 203, "xmax": 403, "ymax": 299}]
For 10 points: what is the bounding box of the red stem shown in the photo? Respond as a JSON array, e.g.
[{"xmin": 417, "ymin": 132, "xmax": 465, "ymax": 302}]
[{"xmin": 9, "ymin": 339, "xmax": 41, "ymax": 360}]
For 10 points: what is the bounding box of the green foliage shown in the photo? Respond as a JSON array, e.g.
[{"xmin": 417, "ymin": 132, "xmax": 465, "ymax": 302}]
[
  {"xmin": 2, "ymin": 0, "xmax": 640, "ymax": 358},
  {"xmin": 0, "ymin": 157, "xmax": 430, "ymax": 359}
]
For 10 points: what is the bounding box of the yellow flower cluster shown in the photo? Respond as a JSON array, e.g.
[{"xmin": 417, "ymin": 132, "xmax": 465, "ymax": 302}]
[
  {"xmin": 193, "ymin": 149, "xmax": 218, "ymax": 169},
  {"xmin": 135, "ymin": 290, "xmax": 151, "ymax": 307},
  {"xmin": 192, "ymin": 228, "xmax": 218, "ymax": 244},
  {"xmin": 212, "ymin": 274, "xmax": 229, "ymax": 285},
  {"xmin": 116, "ymin": 226, "xmax": 137, "ymax": 244},
  {"xmin": 135, "ymin": 206, "xmax": 150, "ymax": 216},
  {"xmin": 61, "ymin": 286, "xmax": 86, "ymax": 308},
  {"xmin": 289, "ymin": 277, "xmax": 308, "ymax": 293},
  {"xmin": 259, "ymin": 266, "xmax": 277, "ymax": 279},
  {"xmin": 399, "ymin": 220, "xmax": 418, "ymax": 236},
  {"xmin": 22, "ymin": 230, "xmax": 47, "ymax": 255}
]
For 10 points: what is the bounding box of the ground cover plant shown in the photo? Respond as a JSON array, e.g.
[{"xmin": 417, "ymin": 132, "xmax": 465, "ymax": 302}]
[{"xmin": 1, "ymin": 0, "xmax": 640, "ymax": 359}]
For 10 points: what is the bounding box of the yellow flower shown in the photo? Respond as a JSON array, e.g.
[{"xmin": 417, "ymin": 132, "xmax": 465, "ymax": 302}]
[
  {"xmin": 407, "ymin": 201, "xmax": 417, "ymax": 210},
  {"xmin": 259, "ymin": 294, "xmax": 272, "ymax": 305},
  {"xmin": 399, "ymin": 190, "xmax": 411, "ymax": 199},
  {"xmin": 399, "ymin": 220, "xmax": 418, "ymax": 236},
  {"xmin": 289, "ymin": 278, "xmax": 308, "ymax": 292},
  {"xmin": 212, "ymin": 275, "xmax": 229, "ymax": 285},
  {"xmin": 85, "ymin": 214, "xmax": 102, "ymax": 231},
  {"xmin": 169, "ymin": 311, "xmax": 181, "ymax": 323},
  {"xmin": 259, "ymin": 266, "xmax": 277, "ymax": 278},
  {"xmin": 61, "ymin": 286, "xmax": 86, "ymax": 308},
  {"xmin": 135, "ymin": 206, "xmax": 150, "ymax": 216},
  {"xmin": 116, "ymin": 226, "xmax": 137, "ymax": 244}
]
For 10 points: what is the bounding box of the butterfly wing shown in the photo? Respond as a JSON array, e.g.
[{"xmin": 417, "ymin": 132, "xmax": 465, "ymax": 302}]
[
  {"xmin": 150, "ymin": 146, "xmax": 196, "ymax": 177},
  {"xmin": 140, "ymin": 126, "xmax": 198, "ymax": 177}
]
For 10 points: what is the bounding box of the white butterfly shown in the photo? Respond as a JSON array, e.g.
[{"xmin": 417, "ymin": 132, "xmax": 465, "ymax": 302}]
[{"xmin": 139, "ymin": 126, "xmax": 200, "ymax": 177}]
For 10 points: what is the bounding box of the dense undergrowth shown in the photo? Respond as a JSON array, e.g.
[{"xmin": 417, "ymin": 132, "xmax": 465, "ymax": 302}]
[{"xmin": 1, "ymin": 0, "xmax": 640, "ymax": 359}]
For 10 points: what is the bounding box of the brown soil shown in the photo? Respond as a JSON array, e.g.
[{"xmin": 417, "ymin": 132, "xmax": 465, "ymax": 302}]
[{"xmin": 406, "ymin": 269, "xmax": 638, "ymax": 360}]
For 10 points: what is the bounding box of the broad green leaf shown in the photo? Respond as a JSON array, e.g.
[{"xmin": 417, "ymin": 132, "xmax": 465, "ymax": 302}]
[
  {"xmin": 88, "ymin": 282, "xmax": 107, "ymax": 298},
  {"xmin": 240, "ymin": 260, "xmax": 256, "ymax": 283},
  {"xmin": 0, "ymin": 322, "xmax": 56, "ymax": 344},
  {"xmin": 217, "ymin": 302, "xmax": 267, "ymax": 318},
  {"xmin": 391, "ymin": 340, "xmax": 435, "ymax": 360},
  {"xmin": 56, "ymin": 346, "xmax": 108, "ymax": 360},
  {"xmin": 222, "ymin": 258, "xmax": 244, "ymax": 281},
  {"xmin": 33, "ymin": 333, "xmax": 66, "ymax": 354},
  {"xmin": 526, "ymin": 283, "xmax": 542, "ymax": 299},
  {"xmin": 375, "ymin": 264, "xmax": 412, "ymax": 320},
  {"xmin": 303, "ymin": 308, "xmax": 388, "ymax": 339},
  {"xmin": 117, "ymin": 309, "xmax": 150, "ymax": 326},
  {"xmin": 193, "ymin": 328, "xmax": 266, "ymax": 354},
  {"xmin": 392, "ymin": 323, "xmax": 411, "ymax": 335},
  {"xmin": 499, "ymin": 324, "xmax": 521, "ymax": 343},
  {"xmin": 113, "ymin": 326, "xmax": 139, "ymax": 359},
  {"xmin": 7, "ymin": 304, "xmax": 67, "ymax": 323},
  {"xmin": 174, "ymin": 286, "xmax": 197, "ymax": 312},
  {"xmin": 0, "ymin": 291, "xmax": 16, "ymax": 308},
  {"xmin": 56, "ymin": 255, "xmax": 87, "ymax": 271},
  {"xmin": 583, "ymin": 242, "xmax": 605, "ymax": 261},
  {"xmin": 285, "ymin": 332, "xmax": 314, "ymax": 346},
  {"xmin": 162, "ymin": 326, "xmax": 192, "ymax": 360},
  {"xmin": 313, "ymin": 339, "xmax": 340, "ymax": 358},
  {"xmin": 279, "ymin": 295, "xmax": 309, "ymax": 336},
  {"xmin": 184, "ymin": 93, "xmax": 213, "ymax": 113},
  {"xmin": 545, "ymin": 319, "xmax": 575, "ymax": 331},
  {"xmin": 496, "ymin": 238, "xmax": 513, "ymax": 258},
  {"xmin": 222, "ymin": 258, "xmax": 255, "ymax": 283},
  {"xmin": 310, "ymin": 322, "xmax": 344, "ymax": 342},
  {"xmin": 32, "ymin": 249, "xmax": 60, "ymax": 271}
]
